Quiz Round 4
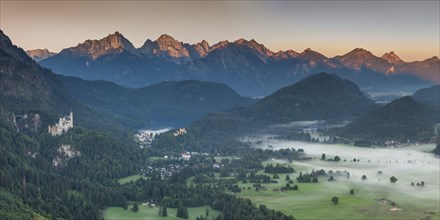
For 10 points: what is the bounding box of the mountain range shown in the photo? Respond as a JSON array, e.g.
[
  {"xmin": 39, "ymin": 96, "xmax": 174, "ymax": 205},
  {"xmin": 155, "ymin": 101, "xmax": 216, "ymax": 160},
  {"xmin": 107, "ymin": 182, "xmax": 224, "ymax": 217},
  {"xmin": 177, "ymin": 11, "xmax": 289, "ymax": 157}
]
[
  {"xmin": 2, "ymin": 28, "xmax": 438, "ymax": 220},
  {"xmin": 37, "ymin": 32, "xmax": 438, "ymax": 96},
  {"xmin": 0, "ymin": 30, "xmax": 253, "ymax": 132}
]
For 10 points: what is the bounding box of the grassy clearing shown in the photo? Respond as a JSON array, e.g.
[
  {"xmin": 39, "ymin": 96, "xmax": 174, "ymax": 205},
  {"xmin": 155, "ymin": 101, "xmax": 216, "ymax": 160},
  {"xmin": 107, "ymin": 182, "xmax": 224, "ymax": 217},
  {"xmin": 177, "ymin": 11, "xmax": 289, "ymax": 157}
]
[
  {"xmin": 32, "ymin": 212, "xmax": 47, "ymax": 220},
  {"xmin": 118, "ymin": 174, "xmax": 146, "ymax": 184},
  {"xmin": 214, "ymin": 156, "xmax": 240, "ymax": 163},
  {"xmin": 233, "ymin": 160, "xmax": 440, "ymax": 220},
  {"xmin": 148, "ymin": 156, "xmax": 162, "ymax": 161},
  {"xmin": 104, "ymin": 205, "xmax": 220, "ymax": 220}
]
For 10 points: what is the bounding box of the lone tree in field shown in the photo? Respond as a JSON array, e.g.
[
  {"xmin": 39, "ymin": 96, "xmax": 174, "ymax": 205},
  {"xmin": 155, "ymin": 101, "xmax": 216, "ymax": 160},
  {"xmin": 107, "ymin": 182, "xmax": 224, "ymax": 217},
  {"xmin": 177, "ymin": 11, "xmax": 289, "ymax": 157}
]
[
  {"xmin": 177, "ymin": 201, "xmax": 188, "ymax": 219},
  {"xmin": 331, "ymin": 196, "xmax": 339, "ymax": 204},
  {"xmin": 132, "ymin": 202, "xmax": 139, "ymax": 212},
  {"xmin": 321, "ymin": 153, "xmax": 326, "ymax": 160},
  {"xmin": 285, "ymin": 175, "xmax": 290, "ymax": 181},
  {"xmin": 162, "ymin": 206, "xmax": 168, "ymax": 217},
  {"xmin": 390, "ymin": 176, "xmax": 398, "ymax": 183},
  {"xmin": 350, "ymin": 189, "xmax": 354, "ymax": 195},
  {"xmin": 361, "ymin": 175, "xmax": 367, "ymax": 181}
]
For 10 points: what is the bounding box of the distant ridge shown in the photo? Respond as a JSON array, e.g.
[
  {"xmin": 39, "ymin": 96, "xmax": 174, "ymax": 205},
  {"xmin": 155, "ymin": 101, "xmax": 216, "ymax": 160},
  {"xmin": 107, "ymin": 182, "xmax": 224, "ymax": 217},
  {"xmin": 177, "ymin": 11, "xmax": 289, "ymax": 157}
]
[
  {"xmin": 188, "ymin": 73, "xmax": 377, "ymax": 138},
  {"xmin": 58, "ymin": 76, "xmax": 255, "ymax": 128},
  {"xmin": 412, "ymin": 85, "xmax": 440, "ymax": 106},
  {"xmin": 39, "ymin": 32, "xmax": 437, "ymax": 96},
  {"xmin": 340, "ymin": 95, "xmax": 439, "ymax": 142}
]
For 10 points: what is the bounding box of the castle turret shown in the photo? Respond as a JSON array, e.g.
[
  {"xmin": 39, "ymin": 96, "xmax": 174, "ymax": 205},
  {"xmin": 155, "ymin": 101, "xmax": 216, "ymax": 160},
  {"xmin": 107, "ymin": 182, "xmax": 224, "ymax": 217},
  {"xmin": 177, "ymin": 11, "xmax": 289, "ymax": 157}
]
[{"xmin": 69, "ymin": 111, "xmax": 73, "ymax": 128}]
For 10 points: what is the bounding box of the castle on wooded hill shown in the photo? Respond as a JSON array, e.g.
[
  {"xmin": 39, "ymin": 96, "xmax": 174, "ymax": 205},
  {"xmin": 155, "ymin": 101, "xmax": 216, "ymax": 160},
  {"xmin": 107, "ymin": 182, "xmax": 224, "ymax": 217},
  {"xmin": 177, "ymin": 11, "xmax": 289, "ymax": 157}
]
[{"xmin": 48, "ymin": 112, "xmax": 73, "ymax": 136}]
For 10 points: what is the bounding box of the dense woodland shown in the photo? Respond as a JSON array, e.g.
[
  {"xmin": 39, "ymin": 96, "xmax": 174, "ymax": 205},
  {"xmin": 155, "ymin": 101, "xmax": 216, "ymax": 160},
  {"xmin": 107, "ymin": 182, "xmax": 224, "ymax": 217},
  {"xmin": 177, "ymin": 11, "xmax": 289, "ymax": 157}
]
[{"xmin": 0, "ymin": 122, "xmax": 301, "ymax": 219}]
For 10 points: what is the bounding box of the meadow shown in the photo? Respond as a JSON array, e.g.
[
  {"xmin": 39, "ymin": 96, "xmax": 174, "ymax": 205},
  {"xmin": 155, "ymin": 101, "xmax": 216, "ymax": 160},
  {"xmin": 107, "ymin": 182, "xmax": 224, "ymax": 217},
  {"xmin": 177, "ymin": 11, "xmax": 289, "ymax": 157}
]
[
  {"xmin": 235, "ymin": 137, "xmax": 440, "ymax": 219},
  {"xmin": 118, "ymin": 174, "xmax": 146, "ymax": 184},
  {"xmin": 104, "ymin": 205, "xmax": 220, "ymax": 220}
]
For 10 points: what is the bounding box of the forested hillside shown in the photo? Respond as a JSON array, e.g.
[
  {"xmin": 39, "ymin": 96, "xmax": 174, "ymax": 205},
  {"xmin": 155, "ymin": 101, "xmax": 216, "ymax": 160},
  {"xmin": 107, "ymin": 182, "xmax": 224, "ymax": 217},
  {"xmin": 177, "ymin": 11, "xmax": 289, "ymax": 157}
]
[{"xmin": 58, "ymin": 76, "xmax": 255, "ymax": 128}]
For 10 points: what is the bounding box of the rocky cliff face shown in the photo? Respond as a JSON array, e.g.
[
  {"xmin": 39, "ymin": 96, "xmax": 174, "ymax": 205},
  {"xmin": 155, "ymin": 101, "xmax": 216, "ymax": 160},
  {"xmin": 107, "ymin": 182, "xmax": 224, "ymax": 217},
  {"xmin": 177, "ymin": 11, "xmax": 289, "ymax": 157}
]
[
  {"xmin": 138, "ymin": 34, "xmax": 192, "ymax": 63},
  {"xmin": 26, "ymin": 49, "xmax": 56, "ymax": 61},
  {"xmin": 334, "ymin": 48, "xmax": 394, "ymax": 74},
  {"xmin": 60, "ymin": 31, "xmax": 136, "ymax": 60},
  {"xmin": 382, "ymin": 51, "xmax": 403, "ymax": 65}
]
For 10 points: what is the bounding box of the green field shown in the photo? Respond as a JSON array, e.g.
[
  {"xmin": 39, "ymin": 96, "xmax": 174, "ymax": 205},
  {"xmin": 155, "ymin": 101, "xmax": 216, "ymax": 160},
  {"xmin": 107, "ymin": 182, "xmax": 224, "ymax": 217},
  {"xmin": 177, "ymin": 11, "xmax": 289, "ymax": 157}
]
[
  {"xmin": 118, "ymin": 174, "xmax": 146, "ymax": 184},
  {"xmin": 214, "ymin": 156, "xmax": 241, "ymax": 163},
  {"xmin": 104, "ymin": 205, "xmax": 221, "ymax": 220},
  {"xmin": 233, "ymin": 161, "xmax": 440, "ymax": 220}
]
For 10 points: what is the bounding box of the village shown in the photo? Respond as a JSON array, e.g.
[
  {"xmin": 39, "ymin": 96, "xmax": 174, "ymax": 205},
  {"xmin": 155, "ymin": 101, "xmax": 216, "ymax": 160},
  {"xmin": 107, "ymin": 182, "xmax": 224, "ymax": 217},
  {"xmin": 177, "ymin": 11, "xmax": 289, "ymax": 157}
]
[{"xmin": 139, "ymin": 151, "xmax": 219, "ymax": 178}]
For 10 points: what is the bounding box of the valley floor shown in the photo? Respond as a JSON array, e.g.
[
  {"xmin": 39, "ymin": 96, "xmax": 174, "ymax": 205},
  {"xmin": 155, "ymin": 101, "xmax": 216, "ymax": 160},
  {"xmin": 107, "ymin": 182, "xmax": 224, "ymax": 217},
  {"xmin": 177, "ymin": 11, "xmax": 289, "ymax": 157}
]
[{"xmin": 235, "ymin": 138, "xmax": 440, "ymax": 219}]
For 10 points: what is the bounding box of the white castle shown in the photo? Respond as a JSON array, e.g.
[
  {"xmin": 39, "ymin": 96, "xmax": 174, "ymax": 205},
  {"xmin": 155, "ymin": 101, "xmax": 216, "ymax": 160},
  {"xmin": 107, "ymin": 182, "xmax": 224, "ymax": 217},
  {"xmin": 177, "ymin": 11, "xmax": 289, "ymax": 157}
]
[
  {"xmin": 48, "ymin": 112, "xmax": 73, "ymax": 136},
  {"xmin": 173, "ymin": 128, "xmax": 187, "ymax": 136}
]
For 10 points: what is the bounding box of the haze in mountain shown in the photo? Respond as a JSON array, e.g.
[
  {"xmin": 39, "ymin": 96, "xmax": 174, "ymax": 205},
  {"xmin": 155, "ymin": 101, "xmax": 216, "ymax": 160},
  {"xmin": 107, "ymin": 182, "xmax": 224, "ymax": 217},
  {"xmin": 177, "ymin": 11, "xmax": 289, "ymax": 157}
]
[
  {"xmin": 58, "ymin": 76, "xmax": 255, "ymax": 128},
  {"xmin": 397, "ymin": 56, "xmax": 440, "ymax": 83},
  {"xmin": 39, "ymin": 32, "xmax": 437, "ymax": 97},
  {"xmin": 412, "ymin": 85, "xmax": 440, "ymax": 106},
  {"xmin": 26, "ymin": 49, "xmax": 56, "ymax": 61},
  {"xmin": 188, "ymin": 73, "xmax": 377, "ymax": 139}
]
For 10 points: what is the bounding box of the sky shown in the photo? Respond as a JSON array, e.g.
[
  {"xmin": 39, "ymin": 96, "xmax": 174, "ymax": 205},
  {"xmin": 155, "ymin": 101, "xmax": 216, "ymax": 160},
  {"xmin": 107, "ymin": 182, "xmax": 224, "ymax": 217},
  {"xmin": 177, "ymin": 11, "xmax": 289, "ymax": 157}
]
[{"xmin": 0, "ymin": 0, "xmax": 439, "ymax": 61}]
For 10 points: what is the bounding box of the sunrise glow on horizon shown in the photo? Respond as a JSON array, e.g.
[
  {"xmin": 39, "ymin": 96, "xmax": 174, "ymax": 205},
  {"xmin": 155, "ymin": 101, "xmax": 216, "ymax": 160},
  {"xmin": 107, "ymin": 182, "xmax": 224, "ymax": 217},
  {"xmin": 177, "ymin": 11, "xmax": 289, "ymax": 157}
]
[{"xmin": 1, "ymin": 1, "xmax": 438, "ymax": 61}]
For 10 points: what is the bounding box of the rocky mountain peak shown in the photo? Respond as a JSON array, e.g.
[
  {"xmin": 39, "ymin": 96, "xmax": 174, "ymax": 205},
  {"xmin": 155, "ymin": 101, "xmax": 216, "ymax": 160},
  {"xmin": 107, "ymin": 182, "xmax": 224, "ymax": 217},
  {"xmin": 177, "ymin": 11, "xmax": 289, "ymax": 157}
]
[
  {"xmin": 299, "ymin": 48, "xmax": 326, "ymax": 59},
  {"xmin": 101, "ymin": 31, "xmax": 135, "ymax": 51},
  {"xmin": 156, "ymin": 34, "xmax": 186, "ymax": 51},
  {"xmin": 157, "ymin": 34, "xmax": 175, "ymax": 40},
  {"xmin": 382, "ymin": 51, "xmax": 403, "ymax": 64},
  {"xmin": 335, "ymin": 48, "xmax": 392, "ymax": 73},
  {"xmin": 198, "ymin": 40, "xmax": 210, "ymax": 50},
  {"xmin": 234, "ymin": 38, "xmax": 252, "ymax": 45},
  {"xmin": 62, "ymin": 31, "xmax": 136, "ymax": 60},
  {"xmin": 234, "ymin": 38, "xmax": 274, "ymax": 57},
  {"xmin": 138, "ymin": 34, "xmax": 190, "ymax": 63},
  {"xmin": 191, "ymin": 40, "xmax": 211, "ymax": 58},
  {"xmin": 211, "ymin": 40, "xmax": 230, "ymax": 50},
  {"xmin": 26, "ymin": 49, "xmax": 57, "ymax": 61},
  {"xmin": 426, "ymin": 56, "xmax": 440, "ymax": 62},
  {"xmin": 273, "ymin": 49, "xmax": 299, "ymax": 59},
  {"xmin": 347, "ymin": 48, "xmax": 375, "ymax": 57}
]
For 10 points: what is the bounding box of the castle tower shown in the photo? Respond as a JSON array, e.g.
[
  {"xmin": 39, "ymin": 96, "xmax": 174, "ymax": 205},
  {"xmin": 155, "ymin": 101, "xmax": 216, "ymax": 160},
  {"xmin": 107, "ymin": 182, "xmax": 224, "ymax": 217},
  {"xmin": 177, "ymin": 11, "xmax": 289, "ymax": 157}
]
[{"xmin": 69, "ymin": 111, "xmax": 73, "ymax": 128}]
